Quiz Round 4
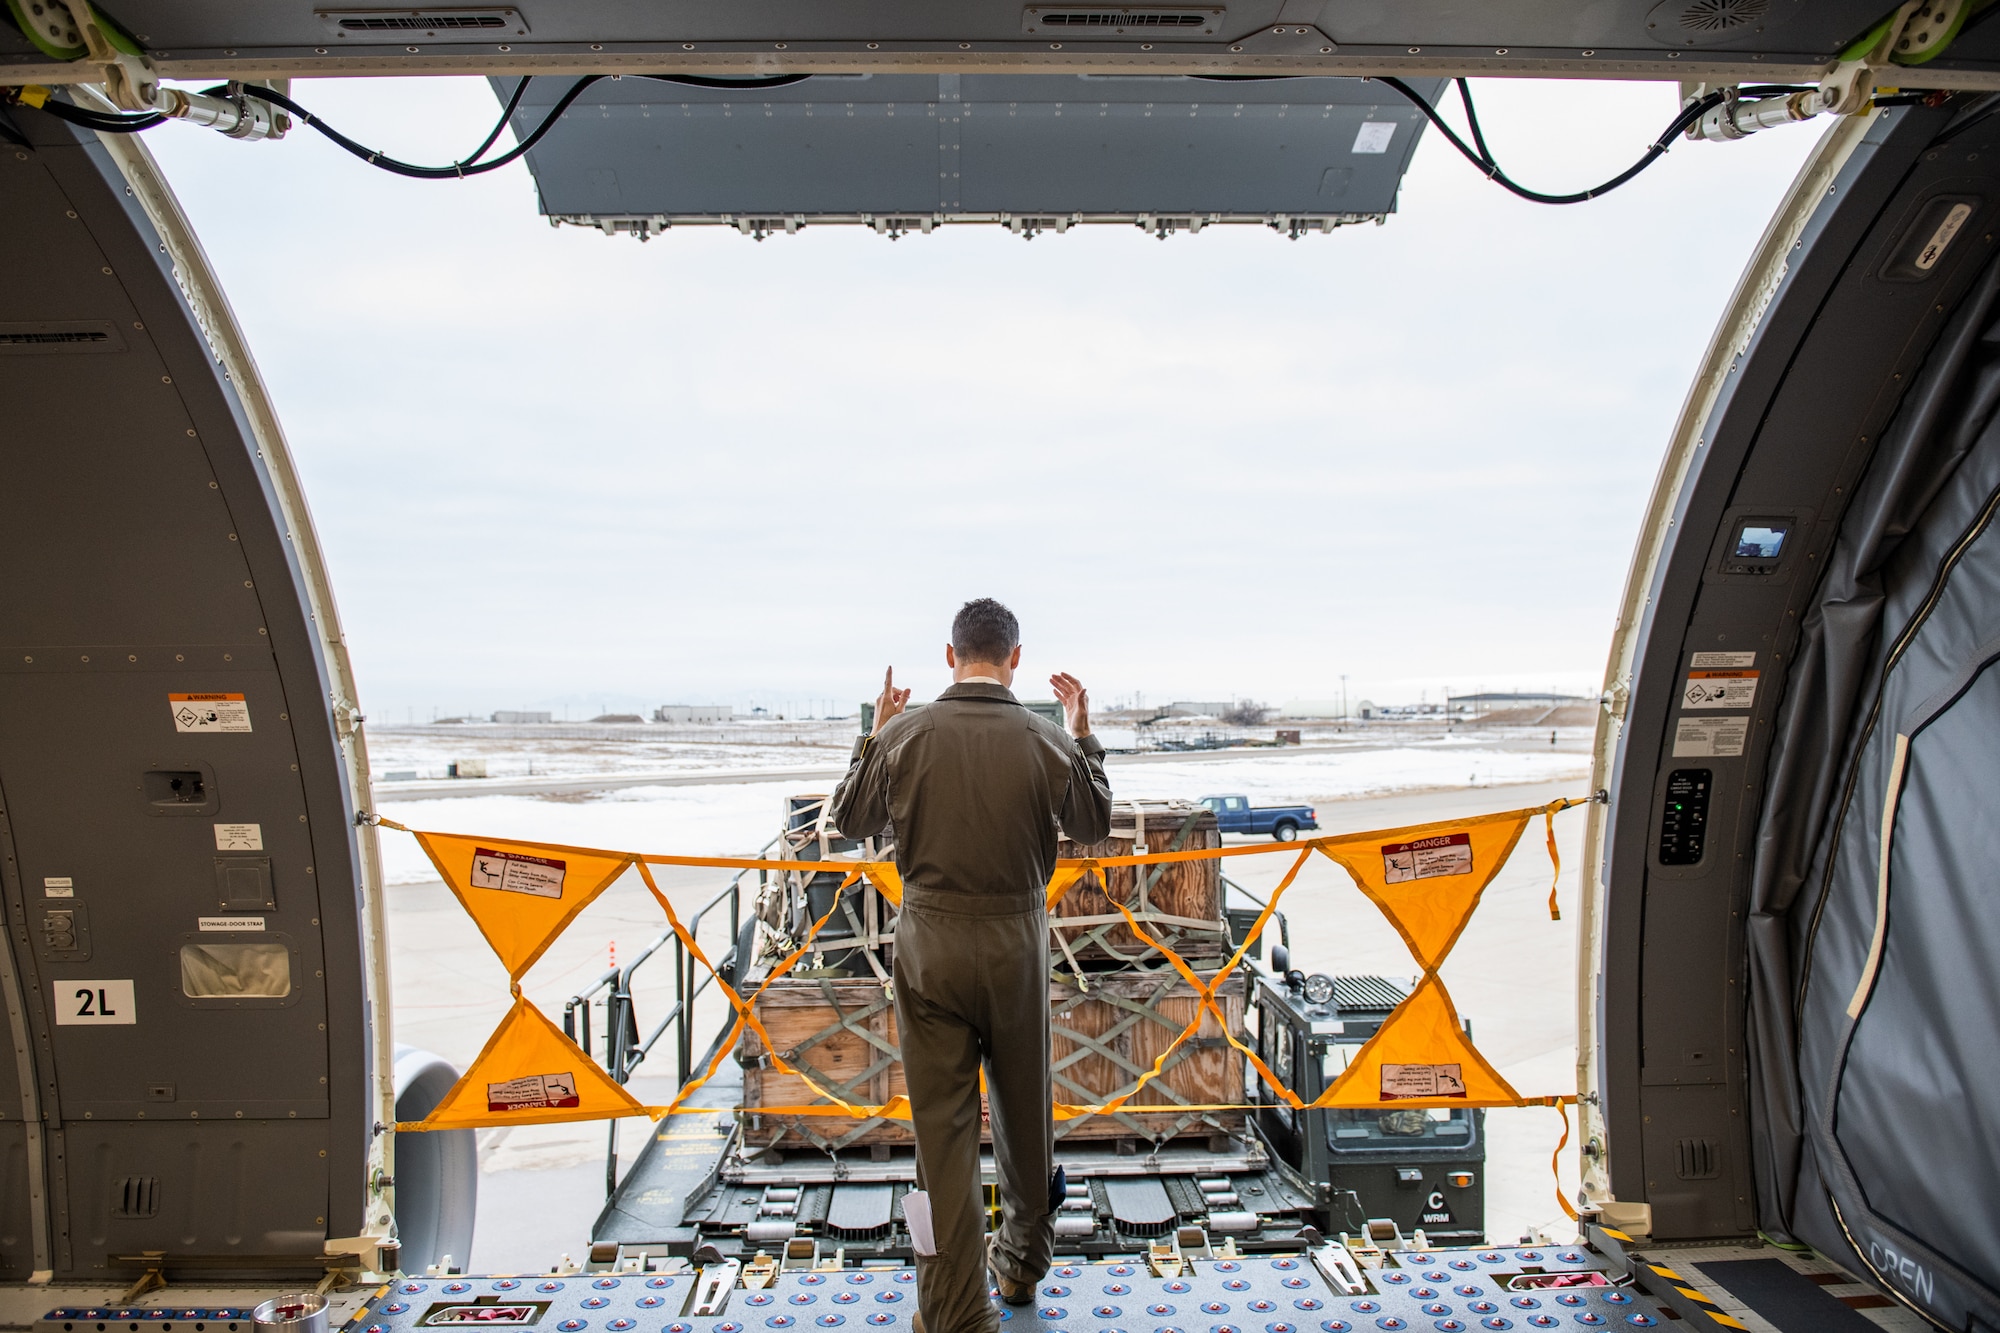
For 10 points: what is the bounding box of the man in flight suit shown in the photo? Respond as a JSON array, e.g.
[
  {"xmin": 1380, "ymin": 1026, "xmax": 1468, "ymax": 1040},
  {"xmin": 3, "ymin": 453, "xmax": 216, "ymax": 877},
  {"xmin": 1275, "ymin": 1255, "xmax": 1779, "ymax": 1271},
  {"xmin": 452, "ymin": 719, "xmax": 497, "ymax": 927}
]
[{"xmin": 831, "ymin": 598, "xmax": 1113, "ymax": 1333}]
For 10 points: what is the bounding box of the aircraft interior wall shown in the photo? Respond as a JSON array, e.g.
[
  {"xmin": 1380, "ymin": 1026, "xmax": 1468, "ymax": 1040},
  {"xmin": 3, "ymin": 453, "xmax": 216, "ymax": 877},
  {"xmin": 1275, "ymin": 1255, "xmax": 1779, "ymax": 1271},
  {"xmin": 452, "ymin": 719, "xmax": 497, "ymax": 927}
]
[
  {"xmin": 0, "ymin": 114, "xmax": 373, "ymax": 1279},
  {"xmin": 1602, "ymin": 94, "xmax": 2000, "ymax": 1328}
]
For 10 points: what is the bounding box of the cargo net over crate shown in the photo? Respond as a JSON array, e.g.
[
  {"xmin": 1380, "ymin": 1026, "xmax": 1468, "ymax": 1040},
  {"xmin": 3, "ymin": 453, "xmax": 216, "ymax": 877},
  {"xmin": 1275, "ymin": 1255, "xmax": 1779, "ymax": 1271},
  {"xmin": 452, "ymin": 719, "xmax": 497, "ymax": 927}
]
[{"xmin": 375, "ymin": 795, "xmax": 1586, "ymax": 1208}]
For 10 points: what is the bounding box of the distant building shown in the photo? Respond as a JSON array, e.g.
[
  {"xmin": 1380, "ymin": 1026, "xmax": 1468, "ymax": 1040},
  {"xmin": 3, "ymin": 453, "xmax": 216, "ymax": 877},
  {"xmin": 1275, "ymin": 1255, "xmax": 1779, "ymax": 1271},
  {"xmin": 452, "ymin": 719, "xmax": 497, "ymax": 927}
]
[
  {"xmin": 1163, "ymin": 701, "xmax": 1235, "ymax": 718},
  {"xmin": 1277, "ymin": 700, "xmax": 1346, "ymax": 719},
  {"xmin": 491, "ymin": 710, "xmax": 552, "ymax": 724},
  {"xmin": 654, "ymin": 704, "xmax": 733, "ymax": 723},
  {"xmin": 591, "ymin": 713, "xmax": 645, "ymax": 724},
  {"xmin": 1448, "ymin": 692, "xmax": 1590, "ymax": 705}
]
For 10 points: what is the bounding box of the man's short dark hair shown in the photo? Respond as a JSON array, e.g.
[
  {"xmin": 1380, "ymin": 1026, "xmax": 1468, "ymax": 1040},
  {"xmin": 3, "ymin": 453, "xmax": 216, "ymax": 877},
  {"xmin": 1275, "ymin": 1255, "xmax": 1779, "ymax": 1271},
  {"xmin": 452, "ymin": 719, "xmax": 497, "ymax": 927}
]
[{"xmin": 952, "ymin": 598, "xmax": 1020, "ymax": 665}]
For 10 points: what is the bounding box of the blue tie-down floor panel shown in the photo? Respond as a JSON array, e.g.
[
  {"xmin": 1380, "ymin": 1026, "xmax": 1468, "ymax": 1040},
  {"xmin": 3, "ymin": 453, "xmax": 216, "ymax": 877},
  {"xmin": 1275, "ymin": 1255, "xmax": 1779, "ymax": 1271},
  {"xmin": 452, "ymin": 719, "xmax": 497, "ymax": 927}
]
[{"xmin": 228, "ymin": 1245, "xmax": 1684, "ymax": 1333}]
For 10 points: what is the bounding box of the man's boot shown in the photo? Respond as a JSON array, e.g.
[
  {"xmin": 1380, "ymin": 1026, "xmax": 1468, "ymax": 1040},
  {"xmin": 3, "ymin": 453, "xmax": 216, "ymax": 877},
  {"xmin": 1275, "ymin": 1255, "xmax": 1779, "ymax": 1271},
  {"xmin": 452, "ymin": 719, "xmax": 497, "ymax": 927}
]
[{"xmin": 986, "ymin": 1237, "xmax": 1034, "ymax": 1307}]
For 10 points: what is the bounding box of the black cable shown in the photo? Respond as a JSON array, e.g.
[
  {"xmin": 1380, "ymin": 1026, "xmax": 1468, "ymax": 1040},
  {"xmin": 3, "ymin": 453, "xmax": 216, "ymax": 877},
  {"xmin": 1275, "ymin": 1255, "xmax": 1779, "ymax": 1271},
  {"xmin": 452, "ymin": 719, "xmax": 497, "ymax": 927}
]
[
  {"xmin": 238, "ymin": 76, "xmax": 603, "ymax": 178},
  {"xmin": 24, "ymin": 71, "xmax": 812, "ymax": 174},
  {"xmin": 1454, "ymin": 78, "xmax": 1495, "ymax": 167},
  {"xmin": 466, "ymin": 75, "xmax": 536, "ymax": 164},
  {"xmin": 639, "ymin": 73, "xmax": 814, "ymax": 89},
  {"xmin": 24, "ymin": 96, "xmax": 165, "ymax": 133},
  {"xmin": 204, "ymin": 76, "xmax": 535, "ymax": 169},
  {"xmin": 1380, "ymin": 76, "xmax": 1726, "ymax": 205}
]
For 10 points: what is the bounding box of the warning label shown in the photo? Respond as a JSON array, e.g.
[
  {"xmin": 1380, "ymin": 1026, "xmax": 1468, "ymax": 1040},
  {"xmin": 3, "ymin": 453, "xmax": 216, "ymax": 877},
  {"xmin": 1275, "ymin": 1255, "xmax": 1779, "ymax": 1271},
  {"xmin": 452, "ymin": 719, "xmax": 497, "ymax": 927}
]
[
  {"xmin": 1683, "ymin": 670, "xmax": 1759, "ymax": 710},
  {"xmin": 469, "ymin": 847, "xmax": 567, "ymax": 899},
  {"xmin": 1382, "ymin": 832, "xmax": 1473, "ymax": 883},
  {"xmin": 1690, "ymin": 651, "xmax": 1756, "ymax": 669},
  {"xmin": 487, "ymin": 1071, "xmax": 580, "ymax": 1112},
  {"xmin": 1674, "ymin": 716, "xmax": 1749, "ymax": 758},
  {"xmin": 1380, "ymin": 1063, "xmax": 1467, "ymax": 1100},
  {"xmin": 171, "ymin": 693, "xmax": 252, "ymax": 733}
]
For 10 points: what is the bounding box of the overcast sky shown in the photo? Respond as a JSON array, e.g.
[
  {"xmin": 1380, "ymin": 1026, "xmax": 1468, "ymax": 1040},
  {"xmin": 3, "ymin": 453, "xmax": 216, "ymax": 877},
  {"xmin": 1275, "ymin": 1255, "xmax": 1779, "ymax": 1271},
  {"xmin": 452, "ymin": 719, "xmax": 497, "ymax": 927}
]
[{"xmin": 144, "ymin": 77, "xmax": 1819, "ymax": 720}]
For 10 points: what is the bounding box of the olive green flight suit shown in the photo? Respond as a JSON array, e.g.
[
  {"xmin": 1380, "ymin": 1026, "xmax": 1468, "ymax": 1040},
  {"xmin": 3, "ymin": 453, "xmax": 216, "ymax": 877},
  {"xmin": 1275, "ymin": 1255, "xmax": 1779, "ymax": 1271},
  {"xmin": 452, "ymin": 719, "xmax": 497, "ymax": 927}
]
[{"xmin": 831, "ymin": 682, "xmax": 1113, "ymax": 1333}]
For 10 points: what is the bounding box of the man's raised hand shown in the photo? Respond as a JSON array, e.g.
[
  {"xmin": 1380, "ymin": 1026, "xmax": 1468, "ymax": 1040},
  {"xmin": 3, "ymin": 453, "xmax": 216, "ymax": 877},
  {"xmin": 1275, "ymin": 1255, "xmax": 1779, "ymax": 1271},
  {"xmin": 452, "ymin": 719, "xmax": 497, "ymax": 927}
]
[
  {"xmin": 873, "ymin": 667, "xmax": 912, "ymax": 735},
  {"xmin": 1050, "ymin": 672, "xmax": 1091, "ymax": 740}
]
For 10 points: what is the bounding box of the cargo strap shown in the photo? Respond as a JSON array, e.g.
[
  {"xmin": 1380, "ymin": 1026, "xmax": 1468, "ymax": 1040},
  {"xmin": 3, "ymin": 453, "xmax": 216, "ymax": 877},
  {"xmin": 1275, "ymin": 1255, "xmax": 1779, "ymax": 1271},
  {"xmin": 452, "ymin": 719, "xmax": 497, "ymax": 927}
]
[{"xmin": 377, "ymin": 798, "xmax": 1587, "ymax": 1133}]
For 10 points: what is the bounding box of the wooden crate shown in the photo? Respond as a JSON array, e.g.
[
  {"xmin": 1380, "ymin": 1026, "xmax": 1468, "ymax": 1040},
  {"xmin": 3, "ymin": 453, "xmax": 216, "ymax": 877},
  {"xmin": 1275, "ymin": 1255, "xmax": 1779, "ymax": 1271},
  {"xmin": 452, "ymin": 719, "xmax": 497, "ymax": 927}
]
[
  {"xmin": 739, "ymin": 974, "xmax": 907, "ymax": 1151},
  {"xmin": 1049, "ymin": 968, "xmax": 1245, "ymax": 1142},
  {"xmin": 1055, "ymin": 799, "xmax": 1226, "ymax": 961},
  {"xmin": 738, "ymin": 968, "xmax": 1245, "ymax": 1149}
]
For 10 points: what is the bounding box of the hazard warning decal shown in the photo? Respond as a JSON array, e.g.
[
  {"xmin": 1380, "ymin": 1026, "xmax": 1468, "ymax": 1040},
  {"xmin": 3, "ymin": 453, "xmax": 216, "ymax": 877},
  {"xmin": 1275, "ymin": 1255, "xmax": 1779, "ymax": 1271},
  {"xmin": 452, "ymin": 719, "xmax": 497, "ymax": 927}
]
[
  {"xmin": 1380, "ymin": 1062, "xmax": 1467, "ymax": 1100},
  {"xmin": 1381, "ymin": 832, "xmax": 1473, "ymax": 883},
  {"xmin": 486, "ymin": 1071, "xmax": 581, "ymax": 1112},
  {"xmin": 469, "ymin": 847, "xmax": 567, "ymax": 899},
  {"xmin": 1682, "ymin": 669, "xmax": 1759, "ymax": 710},
  {"xmin": 171, "ymin": 693, "xmax": 252, "ymax": 733}
]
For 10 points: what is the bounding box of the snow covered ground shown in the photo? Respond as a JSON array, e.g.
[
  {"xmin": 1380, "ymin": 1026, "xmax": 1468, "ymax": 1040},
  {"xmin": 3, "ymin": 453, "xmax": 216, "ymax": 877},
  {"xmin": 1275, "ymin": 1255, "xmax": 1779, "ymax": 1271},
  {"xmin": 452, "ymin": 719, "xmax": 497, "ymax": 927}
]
[
  {"xmin": 372, "ymin": 743, "xmax": 1591, "ymax": 880},
  {"xmin": 367, "ymin": 719, "xmax": 853, "ymax": 781}
]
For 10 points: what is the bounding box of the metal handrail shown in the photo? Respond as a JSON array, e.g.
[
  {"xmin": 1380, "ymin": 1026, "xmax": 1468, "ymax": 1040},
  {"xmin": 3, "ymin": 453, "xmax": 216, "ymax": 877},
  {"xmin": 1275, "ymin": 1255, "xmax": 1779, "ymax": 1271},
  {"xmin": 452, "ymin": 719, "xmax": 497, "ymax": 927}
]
[{"xmin": 560, "ymin": 834, "xmax": 780, "ymax": 1196}]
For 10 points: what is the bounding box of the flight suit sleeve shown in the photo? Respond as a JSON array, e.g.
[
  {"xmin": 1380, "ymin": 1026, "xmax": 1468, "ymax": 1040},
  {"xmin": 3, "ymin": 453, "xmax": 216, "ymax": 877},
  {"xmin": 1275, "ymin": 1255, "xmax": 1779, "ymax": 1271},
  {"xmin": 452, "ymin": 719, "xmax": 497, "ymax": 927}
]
[
  {"xmin": 1060, "ymin": 733, "xmax": 1114, "ymax": 844},
  {"xmin": 829, "ymin": 733, "xmax": 892, "ymax": 839}
]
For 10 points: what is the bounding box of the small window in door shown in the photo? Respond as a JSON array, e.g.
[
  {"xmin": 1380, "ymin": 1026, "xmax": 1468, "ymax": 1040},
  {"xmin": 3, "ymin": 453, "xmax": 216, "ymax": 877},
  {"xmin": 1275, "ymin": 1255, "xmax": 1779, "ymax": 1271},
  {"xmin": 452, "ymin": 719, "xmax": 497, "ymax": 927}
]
[
  {"xmin": 1225, "ymin": 797, "xmax": 1248, "ymax": 812},
  {"xmin": 181, "ymin": 942, "xmax": 291, "ymax": 997}
]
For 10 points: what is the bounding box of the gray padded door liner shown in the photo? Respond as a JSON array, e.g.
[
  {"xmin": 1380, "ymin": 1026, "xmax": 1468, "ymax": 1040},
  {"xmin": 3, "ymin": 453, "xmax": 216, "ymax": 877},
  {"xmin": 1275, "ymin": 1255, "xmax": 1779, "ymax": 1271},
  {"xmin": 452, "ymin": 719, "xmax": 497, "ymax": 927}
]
[
  {"xmin": 1748, "ymin": 252, "xmax": 2000, "ymax": 1330},
  {"xmin": 1828, "ymin": 641, "xmax": 2000, "ymax": 1305}
]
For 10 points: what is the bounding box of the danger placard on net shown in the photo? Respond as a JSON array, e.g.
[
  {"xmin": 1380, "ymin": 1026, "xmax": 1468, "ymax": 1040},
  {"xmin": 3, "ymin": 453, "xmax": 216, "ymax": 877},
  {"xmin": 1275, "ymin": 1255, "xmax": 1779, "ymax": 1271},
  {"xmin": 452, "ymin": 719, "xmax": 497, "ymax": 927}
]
[
  {"xmin": 1380, "ymin": 1062, "xmax": 1467, "ymax": 1100},
  {"xmin": 469, "ymin": 848, "xmax": 567, "ymax": 899},
  {"xmin": 487, "ymin": 1071, "xmax": 580, "ymax": 1112},
  {"xmin": 1381, "ymin": 832, "xmax": 1473, "ymax": 883}
]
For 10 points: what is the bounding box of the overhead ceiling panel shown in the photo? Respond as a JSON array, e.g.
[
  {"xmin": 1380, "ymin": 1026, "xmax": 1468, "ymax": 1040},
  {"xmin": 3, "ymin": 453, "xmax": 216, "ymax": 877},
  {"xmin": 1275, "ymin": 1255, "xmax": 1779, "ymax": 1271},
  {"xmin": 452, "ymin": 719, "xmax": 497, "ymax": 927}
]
[{"xmin": 505, "ymin": 72, "xmax": 1438, "ymax": 236}]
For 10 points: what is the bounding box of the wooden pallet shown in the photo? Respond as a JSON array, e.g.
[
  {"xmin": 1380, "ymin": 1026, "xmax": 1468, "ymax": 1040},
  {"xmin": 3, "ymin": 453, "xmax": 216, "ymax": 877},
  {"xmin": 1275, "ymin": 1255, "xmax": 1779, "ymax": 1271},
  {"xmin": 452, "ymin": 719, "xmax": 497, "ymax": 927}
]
[{"xmin": 738, "ymin": 967, "xmax": 1246, "ymax": 1151}]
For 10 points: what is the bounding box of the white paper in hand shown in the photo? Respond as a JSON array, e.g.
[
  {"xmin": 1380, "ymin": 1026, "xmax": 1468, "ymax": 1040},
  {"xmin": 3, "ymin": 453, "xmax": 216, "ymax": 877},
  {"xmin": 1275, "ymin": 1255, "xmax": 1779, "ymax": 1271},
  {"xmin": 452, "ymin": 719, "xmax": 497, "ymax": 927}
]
[{"xmin": 903, "ymin": 1190, "xmax": 937, "ymax": 1256}]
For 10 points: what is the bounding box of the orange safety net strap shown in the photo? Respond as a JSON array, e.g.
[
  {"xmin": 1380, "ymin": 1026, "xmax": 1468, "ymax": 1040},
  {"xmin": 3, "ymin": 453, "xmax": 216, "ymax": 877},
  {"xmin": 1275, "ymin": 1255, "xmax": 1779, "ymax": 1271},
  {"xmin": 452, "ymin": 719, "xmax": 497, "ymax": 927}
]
[
  {"xmin": 631, "ymin": 859, "xmax": 913, "ymax": 1123},
  {"xmin": 1551, "ymin": 1098, "xmax": 1580, "ymax": 1220},
  {"xmin": 383, "ymin": 798, "xmax": 1587, "ymax": 1130}
]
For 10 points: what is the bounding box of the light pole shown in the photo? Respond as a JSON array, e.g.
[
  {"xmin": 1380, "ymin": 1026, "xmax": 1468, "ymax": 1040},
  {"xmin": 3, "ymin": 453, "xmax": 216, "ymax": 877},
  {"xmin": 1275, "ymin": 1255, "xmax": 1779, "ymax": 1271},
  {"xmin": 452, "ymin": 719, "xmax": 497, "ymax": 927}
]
[{"xmin": 1340, "ymin": 674, "xmax": 1348, "ymax": 723}]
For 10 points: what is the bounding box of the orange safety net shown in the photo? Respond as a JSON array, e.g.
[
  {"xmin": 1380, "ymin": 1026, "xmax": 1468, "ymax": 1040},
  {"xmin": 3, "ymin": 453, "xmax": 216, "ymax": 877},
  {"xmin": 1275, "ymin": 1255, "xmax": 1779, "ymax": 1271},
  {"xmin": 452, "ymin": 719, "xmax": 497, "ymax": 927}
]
[
  {"xmin": 379, "ymin": 799, "xmax": 1585, "ymax": 1136},
  {"xmin": 416, "ymin": 991, "xmax": 651, "ymax": 1129},
  {"xmin": 1311, "ymin": 973, "xmax": 1519, "ymax": 1108}
]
